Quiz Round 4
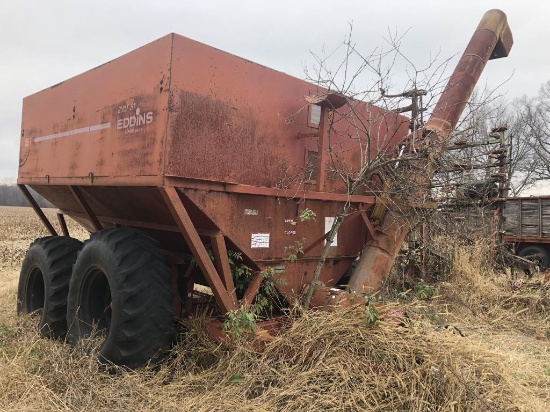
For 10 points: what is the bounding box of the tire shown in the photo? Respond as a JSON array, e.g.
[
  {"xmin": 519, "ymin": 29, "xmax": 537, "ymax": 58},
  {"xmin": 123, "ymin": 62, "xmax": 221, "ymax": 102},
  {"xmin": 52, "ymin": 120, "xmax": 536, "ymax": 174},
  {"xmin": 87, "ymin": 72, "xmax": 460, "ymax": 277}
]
[
  {"xmin": 67, "ymin": 228, "xmax": 174, "ymax": 368},
  {"xmin": 518, "ymin": 245, "xmax": 550, "ymax": 274},
  {"xmin": 17, "ymin": 236, "xmax": 83, "ymax": 339}
]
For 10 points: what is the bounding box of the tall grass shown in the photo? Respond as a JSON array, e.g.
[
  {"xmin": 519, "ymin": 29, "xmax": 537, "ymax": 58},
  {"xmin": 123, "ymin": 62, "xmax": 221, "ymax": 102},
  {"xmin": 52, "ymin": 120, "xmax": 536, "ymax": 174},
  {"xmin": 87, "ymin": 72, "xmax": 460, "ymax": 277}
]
[{"xmin": 0, "ymin": 209, "xmax": 548, "ymax": 411}]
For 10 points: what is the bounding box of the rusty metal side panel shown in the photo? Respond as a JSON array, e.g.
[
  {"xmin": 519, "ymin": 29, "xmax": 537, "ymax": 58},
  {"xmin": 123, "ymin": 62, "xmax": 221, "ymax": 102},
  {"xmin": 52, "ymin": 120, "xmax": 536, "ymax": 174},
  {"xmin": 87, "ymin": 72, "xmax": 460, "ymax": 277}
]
[
  {"xmin": 164, "ymin": 34, "xmax": 409, "ymax": 190},
  {"xmin": 179, "ymin": 188, "xmax": 368, "ymax": 262},
  {"xmin": 505, "ymin": 236, "xmax": 550, "ymax": 244},
  {"xmin": 29, "ymin": 184, "xmax": 175, "ymax": 233},
  {"xmin": 18, "ymin": 35, "xmax": 173, "ymax": 185}
]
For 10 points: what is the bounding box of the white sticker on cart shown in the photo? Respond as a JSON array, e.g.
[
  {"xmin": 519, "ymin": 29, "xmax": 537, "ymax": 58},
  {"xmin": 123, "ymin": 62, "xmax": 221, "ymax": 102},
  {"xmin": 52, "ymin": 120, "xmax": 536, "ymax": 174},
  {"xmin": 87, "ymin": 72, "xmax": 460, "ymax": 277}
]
[
  {"xmin": 251, "ymin": 233, "xmax": 270, "ymax": 248},
  {"xmin": 325, "ymin": 217, "xmax": 337, "ymax": 246}
]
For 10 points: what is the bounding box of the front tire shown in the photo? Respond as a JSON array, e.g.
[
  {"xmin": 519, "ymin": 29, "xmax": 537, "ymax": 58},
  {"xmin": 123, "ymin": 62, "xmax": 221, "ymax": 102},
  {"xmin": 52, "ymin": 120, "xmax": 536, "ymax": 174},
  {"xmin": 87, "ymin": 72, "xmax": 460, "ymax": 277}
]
[
  {"xmin": 67, "ymin": 228, "xmax": 174, "ymax": 368},
  {"xmin": 17, "ymin": 236, "xmax": 82, "ymax": 338}
]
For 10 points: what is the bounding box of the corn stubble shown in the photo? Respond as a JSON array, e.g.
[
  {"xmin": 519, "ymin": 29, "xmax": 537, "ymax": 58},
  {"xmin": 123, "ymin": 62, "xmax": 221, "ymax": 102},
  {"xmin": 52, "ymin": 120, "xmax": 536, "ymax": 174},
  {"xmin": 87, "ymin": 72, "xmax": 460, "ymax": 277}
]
[{"xmin": 0, "ymin": 206, "xmax": 548, "ymax": 411}]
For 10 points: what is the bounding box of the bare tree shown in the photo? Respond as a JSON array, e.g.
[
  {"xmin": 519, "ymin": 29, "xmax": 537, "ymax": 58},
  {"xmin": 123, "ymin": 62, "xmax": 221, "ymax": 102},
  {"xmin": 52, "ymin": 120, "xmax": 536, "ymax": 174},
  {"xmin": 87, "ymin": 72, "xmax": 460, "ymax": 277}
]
[
  {"xmin": 293, "ymin": 26, "xmax": 459, "ymax": 305},
  {"xmin": 511, "ymin": 81, "xmax": 550, "ymax": 189}
]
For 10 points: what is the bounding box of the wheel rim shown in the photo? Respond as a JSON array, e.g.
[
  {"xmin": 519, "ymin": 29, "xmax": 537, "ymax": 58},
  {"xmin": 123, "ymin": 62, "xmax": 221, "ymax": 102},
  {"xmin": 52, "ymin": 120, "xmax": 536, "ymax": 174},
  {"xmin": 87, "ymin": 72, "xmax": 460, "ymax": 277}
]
[
  {"xmin": 524, "ymin": 253, "xmax": 543, "ymax": 275},
  {"xmin": 80, "ymin": 267, "xmax": 112, "ymax": 337},
  {"xmin": 26, "ymin": 267, "xmax": 45, "ymax": 313}
]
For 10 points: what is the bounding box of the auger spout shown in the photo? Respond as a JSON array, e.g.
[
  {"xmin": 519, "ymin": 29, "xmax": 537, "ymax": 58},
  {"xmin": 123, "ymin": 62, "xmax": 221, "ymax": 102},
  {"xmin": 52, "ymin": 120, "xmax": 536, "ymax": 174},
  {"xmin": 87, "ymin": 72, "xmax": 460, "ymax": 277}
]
[{"xmin": 346, "ymin": 9, "xmax": 513, "ymax": 295}]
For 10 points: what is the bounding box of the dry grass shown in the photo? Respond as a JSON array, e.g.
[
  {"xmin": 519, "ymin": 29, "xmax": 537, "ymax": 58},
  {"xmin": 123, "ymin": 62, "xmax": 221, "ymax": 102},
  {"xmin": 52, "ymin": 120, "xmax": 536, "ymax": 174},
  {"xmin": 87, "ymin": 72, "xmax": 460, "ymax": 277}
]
[
  {"xmin": 441, "ymin": 241, "xmax": 550, "ymax": 337},
  {"xmin": 0, "ymin": 206, "xmax": 549, "ymax": 411},
  {"xmin": 0, "ymin": 206, "xmax": 88, "ymax": 267}
]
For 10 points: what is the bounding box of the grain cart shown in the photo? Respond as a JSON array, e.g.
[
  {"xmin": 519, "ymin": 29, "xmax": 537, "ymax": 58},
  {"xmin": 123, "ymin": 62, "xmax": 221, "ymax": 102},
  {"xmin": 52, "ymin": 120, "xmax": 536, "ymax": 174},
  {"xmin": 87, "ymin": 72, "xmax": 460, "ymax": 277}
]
[{"xmin": 17, "ymin": 10, "xmax": 512, "ymax": 367}]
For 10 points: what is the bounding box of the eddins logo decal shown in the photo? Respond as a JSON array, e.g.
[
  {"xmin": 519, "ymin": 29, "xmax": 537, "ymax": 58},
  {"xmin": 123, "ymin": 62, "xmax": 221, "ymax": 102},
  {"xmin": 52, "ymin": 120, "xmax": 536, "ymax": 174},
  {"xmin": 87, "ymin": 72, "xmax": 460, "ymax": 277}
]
[{"xmin": 117, "ymin": 101, "xmax": 154, "ymax": 134}]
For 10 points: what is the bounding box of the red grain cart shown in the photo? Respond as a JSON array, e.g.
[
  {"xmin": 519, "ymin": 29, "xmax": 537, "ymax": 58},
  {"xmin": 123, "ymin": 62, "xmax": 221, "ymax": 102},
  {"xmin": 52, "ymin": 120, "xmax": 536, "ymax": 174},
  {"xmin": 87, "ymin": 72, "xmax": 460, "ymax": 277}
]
[{"xmin": 17, "ymin": 10, "xmax": 512, "ymax": 367}]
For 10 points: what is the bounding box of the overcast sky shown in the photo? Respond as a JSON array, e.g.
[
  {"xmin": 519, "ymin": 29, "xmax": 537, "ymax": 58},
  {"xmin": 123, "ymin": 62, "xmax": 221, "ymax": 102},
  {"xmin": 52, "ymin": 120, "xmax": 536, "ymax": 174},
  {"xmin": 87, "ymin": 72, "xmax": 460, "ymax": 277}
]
[{"xmin": 1, "ymin": 0, "xmax": 547, "ymax": 180}]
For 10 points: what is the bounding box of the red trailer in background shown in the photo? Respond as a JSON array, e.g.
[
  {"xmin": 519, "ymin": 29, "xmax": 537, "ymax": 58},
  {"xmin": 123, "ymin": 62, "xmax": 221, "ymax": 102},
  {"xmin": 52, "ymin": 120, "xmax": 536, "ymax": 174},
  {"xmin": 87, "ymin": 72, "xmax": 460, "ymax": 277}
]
[{"xmin": 17, "ymin": 10, "xmax": 512, "ymax": 368}]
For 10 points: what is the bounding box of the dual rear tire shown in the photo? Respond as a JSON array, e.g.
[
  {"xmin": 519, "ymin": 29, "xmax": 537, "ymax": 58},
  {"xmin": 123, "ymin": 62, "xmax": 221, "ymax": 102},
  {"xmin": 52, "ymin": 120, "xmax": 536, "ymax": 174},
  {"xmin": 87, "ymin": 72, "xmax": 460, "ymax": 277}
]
[
  {"xmin": 17, "ymin": 229, "xmax": 174, "ymax": 368},
  {"xmin": 17, "ymin": 236, "xmax": 82, "ymax": 338}
]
